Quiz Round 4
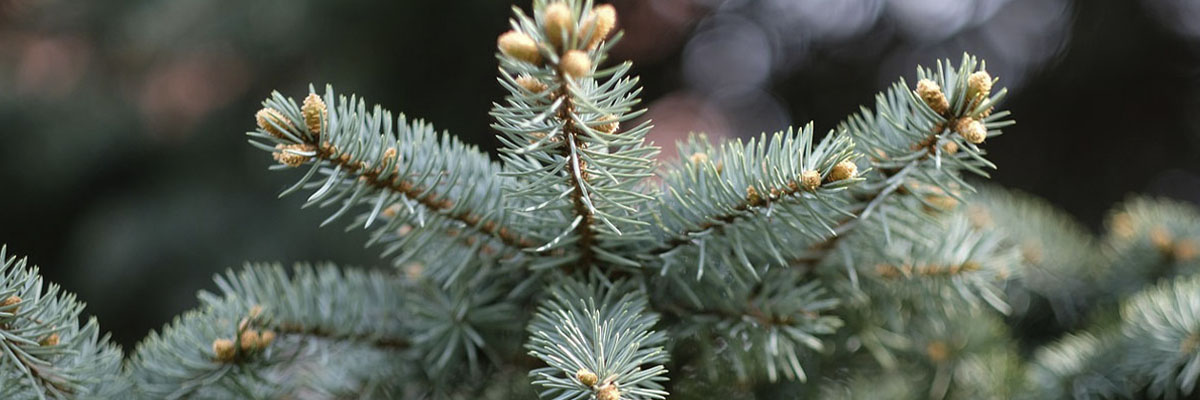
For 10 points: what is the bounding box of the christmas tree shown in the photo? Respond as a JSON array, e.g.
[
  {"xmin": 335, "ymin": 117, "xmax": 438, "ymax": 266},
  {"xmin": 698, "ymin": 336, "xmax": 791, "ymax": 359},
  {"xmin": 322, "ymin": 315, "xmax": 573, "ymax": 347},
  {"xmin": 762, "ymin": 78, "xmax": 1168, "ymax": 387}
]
[{"xmin": 2, "ymin": 1, "xmax": 1198, "ymax": 399}]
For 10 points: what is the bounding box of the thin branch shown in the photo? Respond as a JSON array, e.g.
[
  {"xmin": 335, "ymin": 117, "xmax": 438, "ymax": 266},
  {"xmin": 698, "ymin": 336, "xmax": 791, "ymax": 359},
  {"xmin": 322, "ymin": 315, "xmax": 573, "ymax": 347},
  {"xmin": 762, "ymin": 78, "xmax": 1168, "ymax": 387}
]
[
  {"xmin": 313, "ymin": 144, "xmax": 534, "ymax": 252},
  {"xmin": 651, "ymin": 177, "xmax": 833, "ymax": 257},
  {"xmin": 554, "ymin": 77, "xmax": 597, "ymax": 266}
]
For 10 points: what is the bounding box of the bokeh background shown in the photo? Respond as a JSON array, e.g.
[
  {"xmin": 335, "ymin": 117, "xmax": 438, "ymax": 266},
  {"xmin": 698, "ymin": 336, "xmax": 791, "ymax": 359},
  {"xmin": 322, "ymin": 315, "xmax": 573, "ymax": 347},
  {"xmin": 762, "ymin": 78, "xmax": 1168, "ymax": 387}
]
[{"xmin": 1, "ymin": 0, "xmax": 1198, "ymax": 348}]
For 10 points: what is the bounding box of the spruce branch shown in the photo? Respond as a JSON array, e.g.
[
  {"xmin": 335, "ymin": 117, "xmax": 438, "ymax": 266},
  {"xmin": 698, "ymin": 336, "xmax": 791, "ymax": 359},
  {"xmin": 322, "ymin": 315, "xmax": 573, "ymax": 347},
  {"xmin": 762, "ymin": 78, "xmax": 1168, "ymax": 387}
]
[
  {"xmin": 1100, "ymin": 197, "xmax": 1200, "ymax": 295},
  {"xmin": 129, "ymin": 263, "xmax": 415, "ymax": 399},
  {"xmin": 652, "ymin": 125, "xmax": 861, "ymax": 279},
  {"xmin": 492, "ymin": 0, "xmax": 658, "ymax": 270},
  {"xmin": 248, "ymin": 86, "xmax": 533, "ymax": 276},
  {"xmin": 658, "ymin": 268, "xmax": 843, "ymax": 383},
  {"xmin": 1118, "ymin": 274, "xmax": 1200, "ymax": 398},
  {"xmin": 526, "ymin": 277, "xmax": 669, "ymax": 400},
  {"xmin": 793, "ymin": 55, "xmax": 1012, "ymax": 269},
  {"xmin": 968, "ymin": 187, "xmax": 1101, "ymax": 326},
  {"xmin": 849, "ymin": 211, "xmax": 1019, "ymax": 315},
  {"xmin": 0, "ymin": 246, "xmax": 125, "ymax": 400},
  {"xmin": 1026, "ymin": 332, "xmax": 1125, "ymax": 399}
]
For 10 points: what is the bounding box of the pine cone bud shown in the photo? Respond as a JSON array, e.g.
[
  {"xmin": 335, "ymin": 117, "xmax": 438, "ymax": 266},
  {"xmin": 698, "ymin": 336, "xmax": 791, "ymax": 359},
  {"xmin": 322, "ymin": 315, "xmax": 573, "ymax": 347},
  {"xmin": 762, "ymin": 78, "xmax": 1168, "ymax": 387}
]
[
  {"xmin": 595, "ymin": 114, "xmax": 619, "ymax": 134},
  {"xmin": 561, "ymin": 50, "xmax": 591, "ymax": 79},
  {"xmin": 967, "ymin": 70, "xmax": 993, "ymax": 101},
  {"xmin": 212, "ymin": 338, "xmax": 236, "ymax": 362},
  {"xmin": 953, "ymin": 118, "xmax": 986, "ymax": 144},
  {"xmin": 582, "ymin": 4, "xmax": 617, "ymax": 50},
  {"xmin": 941, "ymin": 140, "xmax": 959, "ymax": 155},
  {"xmin": 1, "ymin": 295, "xmax": 20, "ymax": 311},
  {"xmin": 689, "ymin": 152, "xmax": 709, "ymax": 165},
  {"xmin": 597, "ymin": 384, "xmax": 620, "ymax": 400},
  {"xmin": 827, "ymin": 161, "xmax": 857, "ymax": 182},
  {"xmin": 302, "ymin": 93, "xmax": 326, "ymax": 136},
  {"xmin": 240, "ymin": 330, "xmax": 261, "ymax": 351},
  {"xmin": 543, "ymin": 2, "xmax": 575, "ymax": 49},
  {"xmin": 746, "ymin": 186, "xmax": 762, "ymax": 206},
  {"xmin": 800, "ymin": 170, "xmax": 821, "ymax": 191},
  {"xmin": 576, "ymin": 368, "xmax": 599, "ymax": 387},
  {"xmin": 915, "ymin": 79, "xmax": 949, "ymax": 115},
  {"xmin": 498, "ymin": 30, "xmax": 541, "ymax": 65},
  {"xmin": 39, "ymin": 333, "xmax": 59, "ymax": 347},
  {"xmin": 255, "ymin": 108, "xmax": 294, "ymax": 139},
  {"xmin": 273, "ymin": 144, "xmax": 315, "ymax": 167},
  {"xmin": 258, "ymin": 330, "xmax": 276, "ymax": 348},
  {"xmin": 516, "ymin": 75, "xmax": 549, "ymax": 94}
]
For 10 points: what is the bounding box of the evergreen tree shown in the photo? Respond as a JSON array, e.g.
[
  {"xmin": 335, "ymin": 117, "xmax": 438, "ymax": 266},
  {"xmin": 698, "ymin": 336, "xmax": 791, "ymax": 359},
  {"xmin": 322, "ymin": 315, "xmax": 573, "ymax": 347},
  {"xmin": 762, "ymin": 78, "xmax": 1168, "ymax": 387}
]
[{"xmin": 3, "ymin": 1, "xmax": 1200, "ymax": 399}]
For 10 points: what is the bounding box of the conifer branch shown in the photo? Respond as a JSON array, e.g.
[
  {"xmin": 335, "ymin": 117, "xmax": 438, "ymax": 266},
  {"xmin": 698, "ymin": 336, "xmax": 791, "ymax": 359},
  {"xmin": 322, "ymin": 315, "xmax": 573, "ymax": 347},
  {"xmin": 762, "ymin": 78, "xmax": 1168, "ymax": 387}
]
[
  {"xmin": 652, "ymin": 126, "xmax": 861, "ymax": 279},
  {"xmin": 493, "ymin": 0, "xmax": 658, "ymax": 270},
  {"xmin": 0, "ymin": 246, "xmax": 125, "ymax": 400},
  {"xmin": 249, "ymin": 87, "xmax": 532, "ymax": 274},
  {"xmin": 526, "ymin": 278, "xmax": 669, "ymax": 400},
  {"xmin": 130, "ymin": 263, "xmax": 416, "ymax": 399},
  {"xmin": 788, "ymin": 55, "xmax": 1012, "ymax": 269}
]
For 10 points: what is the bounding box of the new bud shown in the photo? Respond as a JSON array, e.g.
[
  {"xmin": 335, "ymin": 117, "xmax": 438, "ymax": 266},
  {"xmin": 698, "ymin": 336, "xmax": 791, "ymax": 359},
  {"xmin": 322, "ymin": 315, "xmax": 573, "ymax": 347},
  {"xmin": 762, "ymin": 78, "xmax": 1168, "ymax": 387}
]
[
  {"xmin": 800, "ymin": 170, "xmax": 821, "ymax": 191},
  {"xmin": 39, "ymin": 333, "xmax": 59, "ymax": 347},
  {"xmin": 582, "ymin": 4, "xmax": 617, "ymax": 50},
  {"xmin": 212, "ymin": 338, "xmax": 236, "ymax": 362},
  {"xmin": 967, "ymin": 70, "xmax": 993, "ymax": 100},
  {"xmin": 240, "ymin": 329, "xmax": 261, "ymax": 351},
  {"xmin": 597, "ymin": 384, "xmax": 620, "ymax": 400},
  {"xmin": 543, "ymin": 2, "xmax": 575, "ymax": 49},
  {"xmin": 273, "ymin": 144, "xmax": 316, "ymax": 167},
  {"xmin": 561, "ymin": 50, "xmax": 591, "ymax": 79},
  {"xmin": 516, "ymin": 75, "xmax": 549, "ymax": 93},
  {"xmin": 498, "ymin": 30, "xmax": 541, "ymax": 65},
  {"xmin": 576, "ymin": 368, "xmax": 598, "ymax": 387},
  {"xmin": 302, "ymin": 93, "xmax": 326, "ymax": 136},
  {"xmin": 828, "ymin": 161, "xmax": 857, "ymax": 182},
  {"xmin": 953, "ymin": 118, "xmax": 986, "ymax": 144},
  {"xmin": 915, "ymin": 79, "xmax": 949, "ymax": 115},
  {"xmin": 258, "ymin": 330, "xmax": 276, "ymax": 348},
  {"xmin": 256, "ymin": 108, "xmax": 294, "ymax": 139},
  {"xmin": 594, "ymin": 114, "xmax": 619, "ymax": 134}
]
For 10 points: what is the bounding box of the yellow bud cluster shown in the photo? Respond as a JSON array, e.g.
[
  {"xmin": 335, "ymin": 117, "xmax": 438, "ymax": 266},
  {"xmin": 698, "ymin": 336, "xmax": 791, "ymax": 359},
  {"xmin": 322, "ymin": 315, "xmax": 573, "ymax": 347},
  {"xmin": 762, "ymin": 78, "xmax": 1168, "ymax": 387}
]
[
  {"xmin": 273, "ymin": 143, "xmax": 317, "ymax": 167},
  {"xmin": 597, "ymin": 383, "xmax": 620, "ymax": 400},
  {"xmin": 561, "ymin": 50, "xmax": 591, "ymax": 79},
  {"xmin": 543, "ymin": 3, "xmax": 575, "ymax": 49},
  {"xmin": 953, "ymin": 117, "xmax": 986, "ymax": 144},
  {"xmin": 799, "ymin": 170, "xmax": 821, "ymax": 191},
  {"xmin": 915, "ymin": 79, "xmax": 949, "ymax": 115},
  {"xmin": 211, "ymin": 307, "xmax": 276, "ymax": 363},
  {"xmin": 255, "ymin": 108, "xmax": 294, "ymax": 139},
  {"xmin": 516, "ymin": 75, "xmax": 549, "ymax": 93},
  {"xmin": 594, "ymin": 114, "xmax": 619, "ymax": 134},
  {"xmin": 827, "ymin": 161, "xmax": 857, "ymax": 183},
  {"xmin": 498, "ymin": 30, "xmax": 541, "ymax": 65},
  {"xmin": 581, "ymin": 4, "xmax": 617, "ymax": 50},
  {"xmin": 39, "ymin": 333, "xmax": 60, "ymax": 347},
  {"xmin": 302, "ymin": 93, "xmax": 326, "ymax": 136},
  {"xmin": 212, "ymin": 338, "xmax": 236, "ymax": 362},
  {"xmin": 576, "ymin": 368, "xmax": 598, "ymax": 387}
]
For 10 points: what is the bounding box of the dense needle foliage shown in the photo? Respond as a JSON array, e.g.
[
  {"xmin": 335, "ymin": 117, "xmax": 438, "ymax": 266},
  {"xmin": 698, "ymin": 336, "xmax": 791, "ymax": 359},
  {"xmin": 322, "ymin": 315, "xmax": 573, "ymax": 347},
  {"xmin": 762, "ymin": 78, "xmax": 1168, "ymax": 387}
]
[{"xmin": 2, "ymin": 1, "xmax": 1199, "ymax": 399}]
